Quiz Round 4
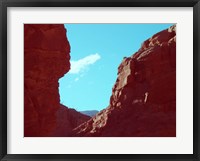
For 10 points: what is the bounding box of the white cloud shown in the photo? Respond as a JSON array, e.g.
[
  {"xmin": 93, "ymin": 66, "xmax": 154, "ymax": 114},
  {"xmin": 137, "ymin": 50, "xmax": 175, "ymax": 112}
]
[
  {"xmin": 69, "ymin": 53, "xmax": 101, "ymax": 74},
  {"xmin": 75, "ymin": 78, "xmax": 79, "ymax": 81}
]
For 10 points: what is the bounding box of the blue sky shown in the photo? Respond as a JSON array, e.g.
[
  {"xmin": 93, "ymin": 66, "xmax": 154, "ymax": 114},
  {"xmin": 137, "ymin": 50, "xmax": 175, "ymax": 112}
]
[{"xmin": 59, "ymin": 23, "xmax": 174, "ymax": 111}]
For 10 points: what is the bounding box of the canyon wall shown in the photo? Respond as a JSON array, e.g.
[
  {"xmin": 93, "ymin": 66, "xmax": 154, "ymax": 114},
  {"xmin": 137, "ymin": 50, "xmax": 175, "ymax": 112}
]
[
  {"xmin": 24, "ymin": 24, "xmax": 176, "ymax": 137},
  {"xmin": 24, "ymin": 24, "xmax": 89, "ymax": 136},
  {"xmin": 73, "ymin": 25, "xmax": 176, "ymax": 137}
]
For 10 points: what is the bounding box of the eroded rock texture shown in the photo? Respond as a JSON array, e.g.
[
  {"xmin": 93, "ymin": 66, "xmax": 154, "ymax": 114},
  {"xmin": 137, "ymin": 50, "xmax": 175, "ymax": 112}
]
[
  {"xmin": 24, "ymin": 24, "xmax": 90, "ymax": 136},
  {"xmin": 73, "ymin": 25, "xmax": 176, "ymax": 137}
]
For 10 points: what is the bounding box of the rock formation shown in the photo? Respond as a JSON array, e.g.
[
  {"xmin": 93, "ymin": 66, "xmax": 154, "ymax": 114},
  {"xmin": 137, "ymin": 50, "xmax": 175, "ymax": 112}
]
[
  {"xmin": 53, "ymin": 105, "xmax": 90, "ymax": 136},
  {"xmin": 73, "ymin": 25, "xmax": 176, "ymax": 137},
  {"xmin": 80, "ymin": 110, "xmax": 99, "ymax": 117},
  {"xmin": 24, "ymin": 24, "xmax": 90, "ymax": 136},
  {"xmin": 24, "ymin": 24, "xmax": 176, "ymax": 137}
]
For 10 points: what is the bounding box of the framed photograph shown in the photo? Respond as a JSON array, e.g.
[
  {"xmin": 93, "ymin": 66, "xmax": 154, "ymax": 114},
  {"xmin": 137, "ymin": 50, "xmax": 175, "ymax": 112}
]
[{"xmin": 1, "ymin": 0, "xmax": 199, "ymax": 160}]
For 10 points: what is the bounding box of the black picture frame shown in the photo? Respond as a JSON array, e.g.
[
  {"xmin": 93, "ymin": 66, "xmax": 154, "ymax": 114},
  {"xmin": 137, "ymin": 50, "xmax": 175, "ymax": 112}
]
[{"xmin": 0, "ymin": 0, "xmax": 199, "ymax": 160}]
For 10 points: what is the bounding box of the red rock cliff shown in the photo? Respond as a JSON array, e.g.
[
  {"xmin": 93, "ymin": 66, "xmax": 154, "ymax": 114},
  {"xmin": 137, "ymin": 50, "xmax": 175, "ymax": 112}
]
[
  {"xmin": 24, "ymin": 24, "xmax": 89, "ymax": 136},
  {"xmin": 73, "ymin": 25, "xmax": 176, "ymax": 137}
]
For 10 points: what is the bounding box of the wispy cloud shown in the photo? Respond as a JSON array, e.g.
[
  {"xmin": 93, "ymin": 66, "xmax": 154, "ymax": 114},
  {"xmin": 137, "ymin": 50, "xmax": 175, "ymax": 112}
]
[
  {"xmin": 75, "ymin": 77, "xmax": 79, "ymax": 81},
  {"xmin": 69, "ymin": 53, "xmax": 101, "ymax": 74}
]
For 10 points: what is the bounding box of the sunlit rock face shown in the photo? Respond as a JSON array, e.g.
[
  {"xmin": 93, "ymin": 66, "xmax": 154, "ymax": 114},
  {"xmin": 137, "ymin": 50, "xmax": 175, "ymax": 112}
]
[
  {"xmin": 73, "ymin": 25, "xmax": 176, "ymax": 137},
  {"xmin": 24, "ymin": 24, "xmax": 89, "ymax": 136}
]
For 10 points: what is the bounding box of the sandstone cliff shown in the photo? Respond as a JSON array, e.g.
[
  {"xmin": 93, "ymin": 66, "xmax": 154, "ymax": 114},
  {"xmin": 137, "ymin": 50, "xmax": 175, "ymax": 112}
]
[
  {"xmin": 73, "ymin": 25, "xmax": 176, "ymax": 137},
  {"xmin": 53, "ymin": 105, "xmax": 90, "ymax": 136},
  {"xmin": 24, "ymin": 24, "xmax": 90, "ymax": 136}
]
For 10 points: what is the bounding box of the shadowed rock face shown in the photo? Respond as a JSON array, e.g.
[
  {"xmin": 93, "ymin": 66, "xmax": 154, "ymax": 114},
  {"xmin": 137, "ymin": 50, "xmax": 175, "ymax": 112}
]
[
  {"xmin": 24, "ymin": 24, "xmax": 90, "ymax": 136},
  {"xmin": 52, "ymin": 105, "xmax": 90, "ymax": 136},
  {"xmin": 73, "ymin": 25, "xmax": 176, "ymax": 137}
]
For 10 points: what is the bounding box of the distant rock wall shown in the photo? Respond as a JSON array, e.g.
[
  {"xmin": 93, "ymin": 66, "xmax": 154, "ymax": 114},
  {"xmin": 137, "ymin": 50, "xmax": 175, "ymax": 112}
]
[
  {"xmin": 73, "ymin": 25, "xmax": 176, "ymax": 137},
  {"xmin": 24, "ymin": 24, "xmax": 89, "ymax": 136},
  {"xmin": 80, "ymin": 110, "xmax": 99, "ymax": 117}
]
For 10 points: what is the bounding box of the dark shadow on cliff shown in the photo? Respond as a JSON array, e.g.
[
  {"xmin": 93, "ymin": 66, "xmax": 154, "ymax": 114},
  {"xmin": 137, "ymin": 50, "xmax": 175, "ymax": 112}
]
[{"xmin": 24, "ymin": 24, "xmax": 90, "ymax": 137}]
